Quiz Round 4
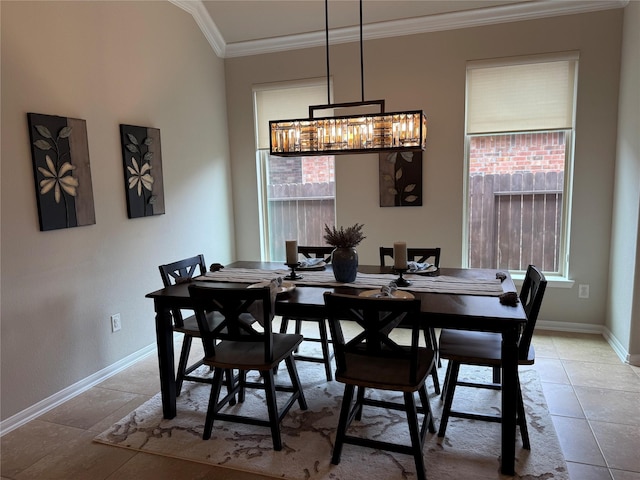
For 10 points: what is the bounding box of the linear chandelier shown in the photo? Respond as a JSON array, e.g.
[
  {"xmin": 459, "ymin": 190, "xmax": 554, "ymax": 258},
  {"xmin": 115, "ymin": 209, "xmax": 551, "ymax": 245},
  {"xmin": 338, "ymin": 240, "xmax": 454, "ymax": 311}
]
[{"xmin": 269, "ymin": 0, "xmax": 427, "ymax": 157}]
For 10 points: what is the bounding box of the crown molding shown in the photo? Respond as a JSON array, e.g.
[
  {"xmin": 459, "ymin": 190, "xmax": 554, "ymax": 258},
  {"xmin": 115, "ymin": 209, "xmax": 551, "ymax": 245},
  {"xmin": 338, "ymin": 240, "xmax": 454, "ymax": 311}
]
[
  {"xmin": 169, "ymin": 0, "xmax": 226, "ymax": 57},
  {"xmin": 173, "ymin": 0, "xmax": 628, "ymax": 59}
]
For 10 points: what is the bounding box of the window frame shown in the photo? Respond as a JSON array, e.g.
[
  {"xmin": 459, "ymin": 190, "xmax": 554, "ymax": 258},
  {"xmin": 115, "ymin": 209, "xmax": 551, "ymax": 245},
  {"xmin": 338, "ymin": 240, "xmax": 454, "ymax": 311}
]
[
  {"xmin": 253, "ymin": 78, "xmax": 333, "ymax": 261},
  {"xmin": 461, "ymin": 53, "xmax": 578, "ymax": 280}
]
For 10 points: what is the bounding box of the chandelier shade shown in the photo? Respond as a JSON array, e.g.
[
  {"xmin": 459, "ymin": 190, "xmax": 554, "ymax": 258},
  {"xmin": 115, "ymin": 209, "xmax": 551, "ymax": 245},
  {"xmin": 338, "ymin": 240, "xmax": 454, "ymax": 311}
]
[
  {"xmin": 270, "ymin": 100, "xmax": 427, "ymax": 156},
  {"xmin": 268, "ymin": 1, "xmax": 427, "ymax": 157}
]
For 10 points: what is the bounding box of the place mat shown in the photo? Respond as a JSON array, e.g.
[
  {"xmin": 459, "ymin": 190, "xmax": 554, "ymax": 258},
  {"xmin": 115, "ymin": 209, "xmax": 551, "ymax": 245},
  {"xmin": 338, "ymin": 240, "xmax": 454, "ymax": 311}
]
[
  {"xmin": 196, "ymin": 268, "xmax": 505, "ymax": 296},
  {"xmin": 94, "ymin": 361, "xmax": 568, "ymax": 480}
]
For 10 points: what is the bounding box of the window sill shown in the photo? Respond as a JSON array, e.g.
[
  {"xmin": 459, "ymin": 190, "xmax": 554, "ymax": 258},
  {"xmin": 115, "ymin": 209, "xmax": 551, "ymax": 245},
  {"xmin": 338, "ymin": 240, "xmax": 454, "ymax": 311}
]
[{"xmin": 510, "ymin": 273, "xmax": 574, "ymax": 289}]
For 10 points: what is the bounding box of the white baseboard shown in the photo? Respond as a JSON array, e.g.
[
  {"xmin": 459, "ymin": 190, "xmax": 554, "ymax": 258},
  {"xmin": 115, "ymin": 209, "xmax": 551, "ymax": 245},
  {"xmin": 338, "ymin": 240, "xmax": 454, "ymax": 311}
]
[
  {"xmin": 537, "ymin": 320, "xmax": 604, "ymax": 334},
  {"xmin": 0, "ymin": 343, "xmax": 156, "ymax": 437},
  {"xmin": 602, "ymin": 326, "xmax": 637, "ymax": 365}
]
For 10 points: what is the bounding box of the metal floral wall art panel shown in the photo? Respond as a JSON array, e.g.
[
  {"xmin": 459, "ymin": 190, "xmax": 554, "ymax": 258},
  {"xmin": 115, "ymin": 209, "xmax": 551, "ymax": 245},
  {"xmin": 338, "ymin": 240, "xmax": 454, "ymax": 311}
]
[
  {"xmin": 27, "ymin": 113, "xmax": 96, "ymax": 231},
  {"xmin": 379, "ymin": 151, "xmax": 423, "ymax": 207},
  {"xmin": 120, "ymin": 124, "xmax": 165, "ymax": 218}
]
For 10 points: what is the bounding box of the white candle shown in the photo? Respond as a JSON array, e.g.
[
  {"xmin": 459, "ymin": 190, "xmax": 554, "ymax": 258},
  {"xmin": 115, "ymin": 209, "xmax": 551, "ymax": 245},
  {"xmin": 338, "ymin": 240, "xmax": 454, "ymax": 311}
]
[
  {"xmin": 394, "ymin": 242, "xmax": 407, "ymax": 270},
  {"xmin": 285, "ymin": 240, "xmax": 298, "ymax": 264}
]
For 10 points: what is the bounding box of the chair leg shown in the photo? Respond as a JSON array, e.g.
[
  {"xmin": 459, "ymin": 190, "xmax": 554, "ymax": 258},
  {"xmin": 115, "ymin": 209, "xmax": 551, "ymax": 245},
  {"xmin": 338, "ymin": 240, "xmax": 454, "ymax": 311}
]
[
  {"xmin": 318, "ymin": 318, "xmax": 333, "ymax": 381},
  {"xmin": 441, "ymin": 360, "xmax": 452, "ymax": 400},
  {"xmin": 284, "ymin": 355, "xmax": 308, "ymax": 410},
  {"xmin": 332, "ymin": 384, "xmax": 355, "ymax": 465},
  {"xmin": 517, "ymin": 376, "xmax": 531, "ymax": 449},
  {"xmin": 492, "ymin": 365, "xmax": 501, "ymax": 384},
  {"xmin": 422, "ymin": 329, "xmax": 440, "ymax": 394},
  {"xmin": 404, "ymin": 391, "xmax": 427, "ymax": 480},
  {"xmin": 290, "ymin": 319, "xmax": 302, "ymax": 355},
  {"xmin": 203, "ymin": 367, "xmax": 225, "ymax": 440},
  {"xmin": 279, "ymin": 316, "xmax": 290, "ymax": 334},
  {"xmin": 224, "ymin": 369, "xmax": 237, "ymax": 406},
  {"xmin": 262, "ymin": 369, "xmax": 282, "ymax": 451},
  {"xmin": 176, "ymin": 335, "xmax": 193, "ymax": 395},
  {"xmin": 425, "ymin": 327, "xmax": 441, "ymax": 367},
  {"xmin": 238, "ymin": 370, "xmax": 247, "ymax": 403},
  {"xmin": 430, "ymin": 364, "xmax": 441, "ymax": 395},
  {"xmin": 438, "ymin": 361, "xmax": 460, "ymax": 438},
  {"xmin": 274, "ymin": 317, "xmax": 291, "ymax": 375},
  {"xmin": 354, "ymin": 387, "xmax": 365, "ymax": 421},
  {"xmin": 418, "ymin": 383, "xmax": 436, "ymax": 434}
]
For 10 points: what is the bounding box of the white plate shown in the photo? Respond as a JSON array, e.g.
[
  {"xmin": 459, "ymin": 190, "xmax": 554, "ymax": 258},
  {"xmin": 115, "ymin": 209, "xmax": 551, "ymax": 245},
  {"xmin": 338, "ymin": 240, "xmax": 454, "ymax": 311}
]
[
  {"xmin": 359, "ymin": 289, "xmax": 415, "ymax": 299},
  {"xmin": 409, "ymin": 265, "xmax": 439, "ymax": 275},
  {"xmin": 296, "ymin": 261, "xmax": 326, "ymax": 271},
  {"xmin": 247, "ymin": 281, "xmax": 296, "ymax": 294}
]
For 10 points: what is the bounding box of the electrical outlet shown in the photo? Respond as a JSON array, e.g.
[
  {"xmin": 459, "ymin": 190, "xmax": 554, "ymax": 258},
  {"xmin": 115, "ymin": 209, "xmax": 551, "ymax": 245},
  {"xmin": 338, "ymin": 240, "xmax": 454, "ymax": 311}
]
[
  {"xmin": 111, "ymin": 313, "xmax": 122, "ymax": 332},
  {"xmin": 578, "ymin": 284, "xmax": 590, "ymax": 299}
]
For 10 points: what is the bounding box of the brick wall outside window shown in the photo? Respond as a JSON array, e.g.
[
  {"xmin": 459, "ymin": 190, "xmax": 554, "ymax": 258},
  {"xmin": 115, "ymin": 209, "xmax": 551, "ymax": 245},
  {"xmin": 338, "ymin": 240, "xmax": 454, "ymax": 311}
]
[
  {"xmin": 302, "ymin": 156, "xmax": 335, "ymax": 183},
  {"xmin": 268, "ymin": 157, "xmax": 303, "ymax": 184},
  {"xmin": 469, "ymin": 131, "xmax": 565, "ymax": 174},
  {"xmin": 269, "ymin": 156, "xmax": 335, "ymax": 185}
]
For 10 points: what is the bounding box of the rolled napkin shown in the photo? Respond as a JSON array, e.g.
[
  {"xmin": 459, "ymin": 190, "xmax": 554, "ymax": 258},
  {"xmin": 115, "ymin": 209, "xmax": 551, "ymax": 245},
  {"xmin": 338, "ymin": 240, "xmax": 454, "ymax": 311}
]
[
  {"xmin": 379, "ymin": 282, "xmax": 398, "ymax": 297},
  {"xmin": 499, "ymin": 291, "xmax": 519, "ymax": 306},
  {"xmin": 298, "ymin": 257, "xmax": 325, "ymax": 268},
  {"xmin": 407, "ymin": 261, "xmax": 431, "ymax": 272}
]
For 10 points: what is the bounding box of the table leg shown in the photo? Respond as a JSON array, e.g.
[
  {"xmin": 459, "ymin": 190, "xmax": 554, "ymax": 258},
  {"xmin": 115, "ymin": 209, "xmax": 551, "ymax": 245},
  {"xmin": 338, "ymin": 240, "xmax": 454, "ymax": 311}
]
[
  {"xmin": 501, "ymin": 326, "xmax": 519, "ymax": 475},
  {"xmin": 154, "ymin": 302, "xmax": 177, "ymax": 419}
]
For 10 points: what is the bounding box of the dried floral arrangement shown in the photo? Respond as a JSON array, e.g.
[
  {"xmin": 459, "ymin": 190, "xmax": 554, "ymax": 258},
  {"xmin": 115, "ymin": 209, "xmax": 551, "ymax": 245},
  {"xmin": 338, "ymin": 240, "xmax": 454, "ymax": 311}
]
[{"xmin": 323, "ymin": 223, "xmax": 366, "ymax": 248}]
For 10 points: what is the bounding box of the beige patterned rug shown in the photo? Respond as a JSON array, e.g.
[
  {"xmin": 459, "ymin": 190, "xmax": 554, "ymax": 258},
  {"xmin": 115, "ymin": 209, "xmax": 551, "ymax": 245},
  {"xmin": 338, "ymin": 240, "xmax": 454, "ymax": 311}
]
[{"xmin": 94, "ymin": 361, "xmax": 568, "ymax": 480}]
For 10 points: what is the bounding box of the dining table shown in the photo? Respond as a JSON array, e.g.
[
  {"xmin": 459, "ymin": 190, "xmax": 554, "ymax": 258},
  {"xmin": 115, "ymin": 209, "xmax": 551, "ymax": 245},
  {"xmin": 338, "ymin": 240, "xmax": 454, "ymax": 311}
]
[{"xmin": 146, "ymin": 260, "xmax": 527, "ymax": 475}]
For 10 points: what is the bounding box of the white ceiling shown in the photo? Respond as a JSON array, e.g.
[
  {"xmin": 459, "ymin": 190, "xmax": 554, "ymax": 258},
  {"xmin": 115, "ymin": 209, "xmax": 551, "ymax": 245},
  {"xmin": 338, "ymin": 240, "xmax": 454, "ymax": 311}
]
[{"xmin": 170, "ymin": 0, "xmax": 628, "ymax": 57}]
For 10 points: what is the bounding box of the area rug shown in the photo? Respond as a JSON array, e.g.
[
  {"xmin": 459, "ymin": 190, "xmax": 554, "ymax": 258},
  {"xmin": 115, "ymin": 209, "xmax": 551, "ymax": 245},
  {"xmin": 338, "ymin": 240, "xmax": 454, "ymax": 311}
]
[{"xmin": 94, "ymin": 361, "xmax": 568, "ymax": 480}]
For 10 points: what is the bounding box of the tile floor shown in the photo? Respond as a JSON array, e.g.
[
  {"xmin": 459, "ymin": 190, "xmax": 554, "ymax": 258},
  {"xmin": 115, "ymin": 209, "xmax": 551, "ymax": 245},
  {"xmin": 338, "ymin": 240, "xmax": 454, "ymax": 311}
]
[{"xmin": 1, "ymin": 330, "xmax": 639, "ymax": 480}]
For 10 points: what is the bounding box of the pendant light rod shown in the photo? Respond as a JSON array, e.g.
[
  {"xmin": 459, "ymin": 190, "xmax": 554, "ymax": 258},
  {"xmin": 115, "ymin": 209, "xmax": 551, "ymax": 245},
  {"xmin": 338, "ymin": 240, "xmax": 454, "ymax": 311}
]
[
  {"xmin": 268, "ymin": 0, "xmax": 427, "ymax": 156},
  {"xmin": 324, "ymin": 0, "xmax": 365, "ymax": 104},
  {"xmin": 325, "ymin": 0, "xmax": 331, "ymax": 105},
  {"xmin": 359, "ymin": 0, "xmax": 364, "ymax": 102}
]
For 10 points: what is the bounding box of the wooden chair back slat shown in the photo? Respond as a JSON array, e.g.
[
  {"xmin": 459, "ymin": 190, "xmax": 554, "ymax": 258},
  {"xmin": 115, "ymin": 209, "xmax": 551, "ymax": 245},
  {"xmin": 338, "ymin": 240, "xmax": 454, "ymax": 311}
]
[
  {"xmin": 158, "ymin": 254, "xmax": 206, "ymax": 328},
  {"xmin": 517, "ymin": 264, "xmax": 547, "ymax": 360},
  {"xmin": 379, "ymin": 247, "xmax": 441, "ymax": 267},
  {"xmin": 188, "ymin": 285, "xmax": 274, "ymax": 364},
  {"xmin": 324, "ymin": 293, "xmax": 423, "ymax": 385},
  {"xmin": 298, "ymin": 245, "xmax": 334, "ymax": 263}
]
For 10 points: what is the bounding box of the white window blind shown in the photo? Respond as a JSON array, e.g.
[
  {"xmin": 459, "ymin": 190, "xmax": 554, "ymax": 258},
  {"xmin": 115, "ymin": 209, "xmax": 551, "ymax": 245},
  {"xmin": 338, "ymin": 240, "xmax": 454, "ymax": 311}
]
[
  {"xmin": 254, "ymin": 80, "xmax": 329, "ymax": 150},
  {"xmin": 466, "ymin": 54, "xmax": 578, "ymax": 134}
]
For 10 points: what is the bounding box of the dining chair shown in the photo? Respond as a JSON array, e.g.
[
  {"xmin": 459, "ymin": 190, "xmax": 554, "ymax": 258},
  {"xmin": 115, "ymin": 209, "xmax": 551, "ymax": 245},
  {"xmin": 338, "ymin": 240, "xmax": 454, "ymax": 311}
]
[
  {"xmin": 297, "ymin": 245, "xmax": 333, "ymax": 262},
  {"xmin": 323, "ymin": 292, "xmax": 436, "ymax": 480},
  {"xmin": 159, "ymin": 255, "xmax": 242, "ymax": 402},
  {"xmin": 279, "ymin": 245, "xmax": 335, "ymax": 381},
  {"xmin": 188, "ymin": 284, "xmax": 308, "ymax": 451},
  {"xmin": 379, "ymin": 246, "xmax": 441, "ymax": 268},
  {"xmin": 379, "ymin": 246, "xmax": 442, "ymax": 394},
  {"xmin": 437, "ymin": 264, "xmax": 547, "ymax": 449},
  {"xmin": 158, "ymin": 254, "xmax": 211, "ymax": 395}
]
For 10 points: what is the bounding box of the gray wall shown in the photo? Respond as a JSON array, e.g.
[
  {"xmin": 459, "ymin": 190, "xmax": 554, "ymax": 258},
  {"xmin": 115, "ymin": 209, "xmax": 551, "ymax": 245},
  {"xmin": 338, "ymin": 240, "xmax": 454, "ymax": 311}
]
[
  {"xmin": 1, "ymin": 1, "xmax": 235, "ymax": 420},
  {"xmin": 2, "ymin": 1, "xmax": 638, "ymax": 424},
  {"xmin": 225, "ymin": 10, "xmax": 624, "ymax": 332},
  {"xmin": 608, "ymin": 0, "xmax": 640, "ymax": 364}
]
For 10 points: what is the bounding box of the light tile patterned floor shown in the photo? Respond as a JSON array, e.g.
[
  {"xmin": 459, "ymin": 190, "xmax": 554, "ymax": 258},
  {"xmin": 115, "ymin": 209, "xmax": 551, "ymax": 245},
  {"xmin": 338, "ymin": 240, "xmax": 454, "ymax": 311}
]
[{"xmin": 1, "ymin": 330, "xmax": 639, "ymax": 480}]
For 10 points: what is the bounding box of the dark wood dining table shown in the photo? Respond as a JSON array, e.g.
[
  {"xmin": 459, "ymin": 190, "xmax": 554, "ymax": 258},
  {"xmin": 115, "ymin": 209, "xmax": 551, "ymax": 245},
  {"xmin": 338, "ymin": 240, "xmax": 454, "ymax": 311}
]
[{"xmin": 146, "ymin": 261, "xmax": 527, "ymax": 475}]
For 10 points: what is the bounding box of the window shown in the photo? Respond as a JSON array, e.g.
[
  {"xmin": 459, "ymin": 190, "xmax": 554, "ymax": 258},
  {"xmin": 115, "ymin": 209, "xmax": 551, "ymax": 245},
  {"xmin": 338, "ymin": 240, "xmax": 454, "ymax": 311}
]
[
  {"xmin": 463, "ymin": 53, "xmax": 578, "ymax": 276},
  {"xmin": 254, "ymin": 80, "xmax": 336, "ymax": 261}
]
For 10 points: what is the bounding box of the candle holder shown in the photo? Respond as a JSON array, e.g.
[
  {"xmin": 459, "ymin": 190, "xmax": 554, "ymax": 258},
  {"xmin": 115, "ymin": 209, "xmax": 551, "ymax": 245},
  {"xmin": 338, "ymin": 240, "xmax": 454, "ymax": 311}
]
[
  {"xmin": 393, "ymin": 268, "xmax": 412, "ymax": 287},
  {"xmin": 285, "ymin": 263, "xmax": 303, "ymax": 280}
]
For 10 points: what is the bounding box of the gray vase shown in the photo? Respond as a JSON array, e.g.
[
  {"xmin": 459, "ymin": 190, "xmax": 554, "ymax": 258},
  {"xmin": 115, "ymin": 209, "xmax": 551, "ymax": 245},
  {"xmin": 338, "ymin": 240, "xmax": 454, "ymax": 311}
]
[{"xmin": 331, "ymin": 247, "xmax": 358, "ymax": 283}]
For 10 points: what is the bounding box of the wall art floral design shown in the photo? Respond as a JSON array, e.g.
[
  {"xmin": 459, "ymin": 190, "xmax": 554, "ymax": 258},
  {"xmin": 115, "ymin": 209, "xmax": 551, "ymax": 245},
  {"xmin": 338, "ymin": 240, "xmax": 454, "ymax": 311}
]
[
  {"xmin": 379, "ymin": 151, "xmax": 423, "ymax": 207},
  {"xmin": 120, "ymin": 124, "xmax": 165, "ymax": 218},
  {"xmin": 28, "ymin": 113, "xmax": 96, "ymax": 231}
]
